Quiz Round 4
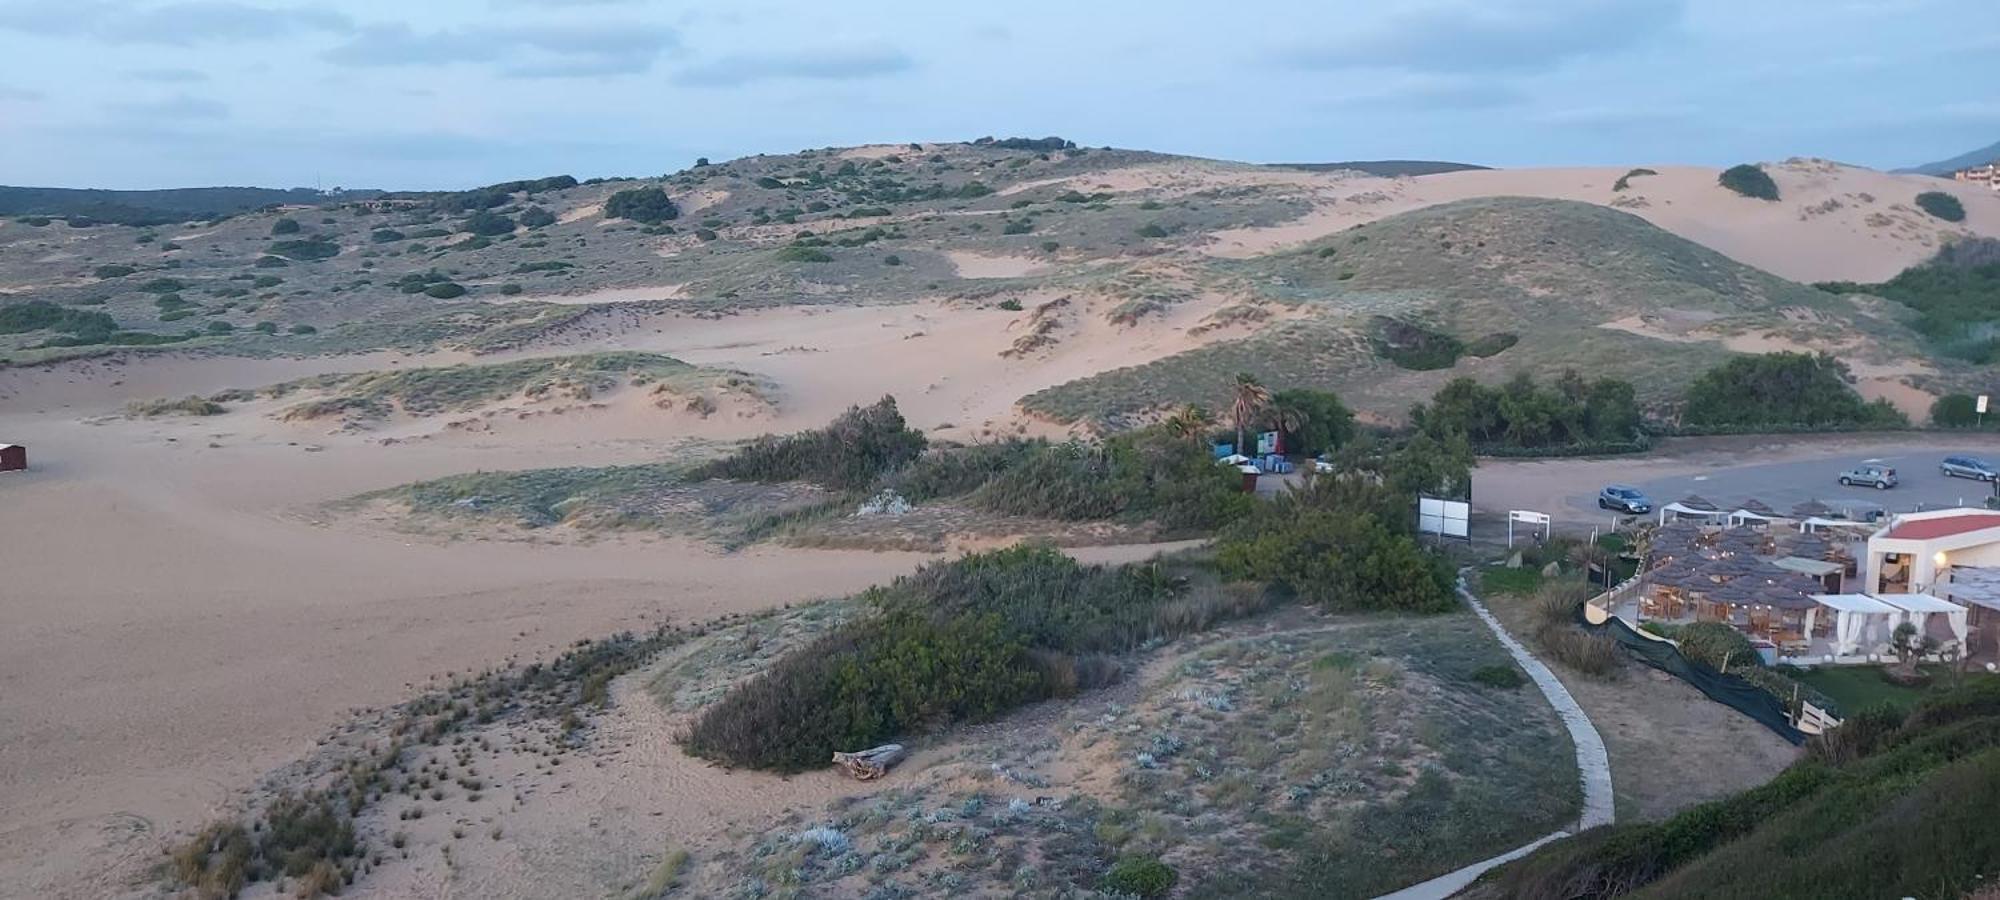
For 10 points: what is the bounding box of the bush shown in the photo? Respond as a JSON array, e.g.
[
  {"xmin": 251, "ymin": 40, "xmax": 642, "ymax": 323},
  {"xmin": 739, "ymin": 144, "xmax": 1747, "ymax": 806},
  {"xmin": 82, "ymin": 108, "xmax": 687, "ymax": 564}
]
[
  {"xmin": 499, "ymin": 283, "xmax": 523, "ymax": 296},
  {"xmin": 289, "ymin": 323, "xmax": 318, "ymax": 335},
  {"xmin": 462, "ymin": 210, "xmax": 516, "ymax": 236},
  {"xmin": 1414, "ymin": 371, "xmax": 1640, "ymax": 452},
  {"xmin": 207, "ymin": 321, "xmax": 235, "ymax": 334},
  {"xmin": 972, "ymin": 431, "xmax": 1252, "ymax": 532},
  {"xmin": 138, "ymin": 277, "xmax": 185, "ymax": 294},
  {"xmin": 704, "ymin": 397, "xmax": 926, "ymax": 490},
  {"xmin": 268, "ymin": 239, "xmax": 339, "ymax": 261},
  {"xmin": 0, "ymin": 300, "xmax": 116, "ymax": 336},
  {"xmin": 604, "ymin": 187, "xmax": 680, "ymax": 224},
  {"xmin": 881, "ymin": 254, "xmax": 901, "ymax": 266},
  {"xmin": 1102, "ymin": 856, "xmax": 1177, "ymax": 898},
  {"xmin": 1269, "ymin": 387, "xmax": 1355, "ymax": 456},
  {"xmin": 92, "ymin": 264, "xmax": 135, "ymax": 278},
  {"xmin": 1002, "ymin": 220, "xmax": 1033, "ymax": 235},
  {"xmin": 1931, "ymin": 393, "xmax": 1993, "ymax": 428},
  {"xmin": 1040, "ymin": 240, "xmax": 1060, "ymax": 252},
  {"xmin": 1135, "ymin": 223, "xmax": 1169, "ymax": 239},
  {"xmin": 518, "ymin": 205, "xmax": 557, "ymax": 228},
  {"xmin": 1681, "ymin": 352, "xmax": 1907, "ymax": 429},
  {"xmin": 270, "ymin": 216, "xmax": 301, "ymax": 235},
  {"xmin": 424, "ymin": 282, "xmax": 467, "ymax": 299},
  {"xmin": 1719, "ymin": 163, "xmax": 1779, "ymax": 200},
  {"xmin": 683, "ymin": 547, "xmax": 1262, "ymax": 771},
  {"xmin": 255, "ymin": 255, "xmax": 289, "ymax": 268},
  {"xmin": 774, "ymin": 245, "xmax": 833, "ymax": 263},
  {"xmin": 1471, "ymin": 664, "xmax": 1529, "ymax": 689},
  {"xmin": 1217, "ymin": 475, "xmax": 1455, "ymax": 613},
  {"xmin": 253, "ymin": 275, "xmax": 283, "ymax": 288},
  {"xmin": 253, "ymin": 321, "xmax": 278, "ymax": 334},
  {"xmin": 1915, "ymin": 191, "xmax": 1966, "ymax": 223}
]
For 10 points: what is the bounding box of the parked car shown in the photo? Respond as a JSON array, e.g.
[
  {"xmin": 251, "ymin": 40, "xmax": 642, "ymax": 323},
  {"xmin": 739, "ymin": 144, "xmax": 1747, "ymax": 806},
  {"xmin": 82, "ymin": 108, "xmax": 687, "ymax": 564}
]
[
  {"xmin": 1598, "ymin": 484, "xmax": 1652, "ymax": 514},
  {"xmin": 1942, "ymin": 456, "xmax": 1998, "ymax": 482},
  {"xmin": 1838, "ymin": 465, "xmax": 1898, "ymax": 490}
]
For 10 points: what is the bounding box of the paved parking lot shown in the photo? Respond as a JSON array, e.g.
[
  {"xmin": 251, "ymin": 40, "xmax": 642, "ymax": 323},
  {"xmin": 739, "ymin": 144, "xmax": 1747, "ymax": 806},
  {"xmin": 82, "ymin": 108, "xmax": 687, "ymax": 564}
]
[{"xmin": 1474, "ymin": 435, "xmax": 2000, "ymax": 535}]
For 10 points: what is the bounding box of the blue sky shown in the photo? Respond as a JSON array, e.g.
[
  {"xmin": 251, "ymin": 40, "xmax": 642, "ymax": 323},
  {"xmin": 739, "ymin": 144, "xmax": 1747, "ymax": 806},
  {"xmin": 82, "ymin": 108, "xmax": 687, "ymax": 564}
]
[{"xmin": 0, "ymin": 0, "xmax": 1995, "ymax": 189}]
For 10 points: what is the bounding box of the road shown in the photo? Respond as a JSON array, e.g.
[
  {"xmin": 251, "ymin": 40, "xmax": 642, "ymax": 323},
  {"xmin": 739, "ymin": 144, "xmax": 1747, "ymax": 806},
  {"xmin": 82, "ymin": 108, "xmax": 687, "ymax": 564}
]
[{"xmin": 1473, "ymin": 434, "xmax": 2000, "ymax": 536}]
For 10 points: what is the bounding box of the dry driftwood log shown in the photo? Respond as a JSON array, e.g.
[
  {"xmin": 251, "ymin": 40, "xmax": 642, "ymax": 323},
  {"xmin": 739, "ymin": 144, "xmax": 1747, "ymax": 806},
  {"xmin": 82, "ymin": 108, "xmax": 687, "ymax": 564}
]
[{"xmin": 832, "ymin": 744, "xmax": 906, "ymax": 780}]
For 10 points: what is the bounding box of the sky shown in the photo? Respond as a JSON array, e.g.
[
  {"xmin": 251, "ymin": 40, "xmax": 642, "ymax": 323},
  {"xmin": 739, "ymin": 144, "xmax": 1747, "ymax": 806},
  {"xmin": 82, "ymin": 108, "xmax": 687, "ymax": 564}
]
[{"xmin": 0, "ymin": 0, "xmax": 1996, "ymax": 190}]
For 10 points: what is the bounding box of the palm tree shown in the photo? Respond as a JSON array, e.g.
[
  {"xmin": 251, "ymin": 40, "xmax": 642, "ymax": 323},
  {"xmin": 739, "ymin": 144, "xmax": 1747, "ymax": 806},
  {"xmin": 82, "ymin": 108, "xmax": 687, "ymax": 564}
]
[
  {"xmin": 1268, "ymin": 397, "xmax": 1310, "ymax": 453},
  {"xmin": 1229, "ymin": 373, "xmax": 1272, "ymax": 455},
  {"xmin": 1163, "ymin": 404, "xmax": 1213, "ymax": 444}
]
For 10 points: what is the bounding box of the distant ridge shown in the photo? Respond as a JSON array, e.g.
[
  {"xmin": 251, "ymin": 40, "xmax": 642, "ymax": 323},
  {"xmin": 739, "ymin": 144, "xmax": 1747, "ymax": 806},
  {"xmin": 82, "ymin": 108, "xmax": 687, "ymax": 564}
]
[
  {"xmin": 0, "ymin": 185, "xmax": 382, "ymax": 226},
  {"xmin": 1266, "ymin": 160, "xmax": 1491, "ymax": 177},
  {"xmin": 1894, "ymin": 140, "xmax": 2000, "ymax": 177}
]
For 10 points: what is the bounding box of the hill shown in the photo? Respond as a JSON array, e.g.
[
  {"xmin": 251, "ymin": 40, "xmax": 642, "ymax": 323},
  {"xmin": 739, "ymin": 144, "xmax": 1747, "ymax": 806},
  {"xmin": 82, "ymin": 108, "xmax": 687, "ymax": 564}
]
[
  {"xmin": 1023, "ymin": 196, "xmax": 1928, "ymax": 424},
  {"xmin": 0, "ymin": 185, "xmax": 376, "ymax": 226},
  {"xmin": 1267, "ymin": 160, "xmax": 1490, "ymax": 177},
  {"xmin": 1895, "ymin": 139, "xmax": 2000, "ymax": 176},
  {"xmin": 1473, "ymin": 680, "xmax": 2000, "ymax": 900}
]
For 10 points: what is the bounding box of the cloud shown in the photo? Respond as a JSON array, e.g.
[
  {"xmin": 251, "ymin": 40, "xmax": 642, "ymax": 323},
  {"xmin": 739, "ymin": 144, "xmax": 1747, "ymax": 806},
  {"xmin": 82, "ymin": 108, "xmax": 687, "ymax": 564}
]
[
  {"xmin": 106, "ymin": 93, "xmax": 230, "ymax": 119},
  {"xmin": 0, "ymin": 83, "xmax": 41, "ymax": 101},
  {"xmin": 126, "ymin": 67, "xmax": 211, "ymax": 84},
  {"xmin": 0, "ymin": 1, "xmax": 351, "ymax": 45},
  {"xmin": 1324, "ymin": 77, "xmax": 1529, "ymax": 111},
  {"xmin": 673, "ymin": 44, "xmax": 913, "ymax": 87},
  {"xmin": 323, "ymin": 22, "xmax": 679, "ymax": 77},
  {"xmin": 1281, "ymin": 0, "xmax": 1684, "ymax": 74}
]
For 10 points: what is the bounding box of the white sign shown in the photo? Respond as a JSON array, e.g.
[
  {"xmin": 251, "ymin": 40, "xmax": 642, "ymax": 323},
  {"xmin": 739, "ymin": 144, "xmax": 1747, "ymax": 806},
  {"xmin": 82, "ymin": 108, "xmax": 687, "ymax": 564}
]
[
  {"xmin": 1419, "ymin": 496, "xmax": 1471, "ymax": 539},
  {"xmin": 1980, "ymin": 395, "xmax": 1990, "ymax": 415},
  {"xmin": 1507, "ymin": 510, "xmax": 1552, "ymax": 546}
]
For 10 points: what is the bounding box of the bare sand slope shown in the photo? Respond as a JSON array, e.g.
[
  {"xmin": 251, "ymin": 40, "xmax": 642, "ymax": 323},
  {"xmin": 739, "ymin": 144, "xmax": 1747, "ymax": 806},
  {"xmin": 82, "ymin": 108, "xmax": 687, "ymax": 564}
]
[
  {"xmin": 1184, "ymin": 159, "xmax": 2000, "ymax": 283},
  {"xmin": 0, "ymin": 295, "xmax": 1239, "ymax": 897}
]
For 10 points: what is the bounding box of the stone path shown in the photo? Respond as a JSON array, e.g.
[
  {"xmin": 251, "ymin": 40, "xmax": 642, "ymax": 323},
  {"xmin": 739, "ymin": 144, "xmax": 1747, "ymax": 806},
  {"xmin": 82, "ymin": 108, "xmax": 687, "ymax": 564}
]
[{"xmin": 1373, "ymin": 579, "xmax": 1615, "ymax": 900}]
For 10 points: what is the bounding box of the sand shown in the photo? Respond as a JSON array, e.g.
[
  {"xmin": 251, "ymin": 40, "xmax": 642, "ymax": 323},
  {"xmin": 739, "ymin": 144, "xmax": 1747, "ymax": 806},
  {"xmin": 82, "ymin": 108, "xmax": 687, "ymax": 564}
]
[
  {"xmin": 497, "ymin": 283, "xmax": 688, "ymax": 305},
  {"xmin": 944, "ymin": 250, "xmax": 1052, "ymax": 279},
  {"xmin": 0, "ymin": 289, "xmax": 1256, "ymax": 896}
]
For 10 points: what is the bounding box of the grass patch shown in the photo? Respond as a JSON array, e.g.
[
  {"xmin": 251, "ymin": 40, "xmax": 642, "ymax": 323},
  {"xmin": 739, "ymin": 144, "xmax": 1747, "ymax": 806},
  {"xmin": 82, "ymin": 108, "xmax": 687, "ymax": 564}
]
[
  {"xmin": 127, "ymin": 395, "xmax": 227, "ymax": 417},
  {"xmin": 269, "ymin": 352, "xmax": 720, "ymax": 420}
]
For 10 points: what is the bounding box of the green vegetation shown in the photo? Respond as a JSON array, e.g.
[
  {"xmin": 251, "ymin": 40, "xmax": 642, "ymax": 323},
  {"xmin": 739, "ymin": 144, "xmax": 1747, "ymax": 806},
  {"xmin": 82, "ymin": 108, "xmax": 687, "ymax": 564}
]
[
  {"xmin": 423, "ymin": 282, "xmax": 466, "ymax": 299},
  {"xmin": 271, "ymin": 216, "xmax": 301, "ymax": 235},
  {"xmin": 92, "ymin": 264, "xmax": 135, "ymax": 278},
  {"xmin": 1931, "ymin": 393, "xmax": 1996, "ymax": 428},
  {"xmin": 1718, "ymin": 163, "xmax": 1779, "ymax": 200},
  {"xmin": 268, "ymin": 238, "xmax": 340, "ymax": 261},
  {"xmin": 1679, "ymin": 351, "xmax": 1906, "ymax": 430},
  {"xmin": 1269, "ymin": 387, "xmax": 1355, "ymax": 456},
  {"xmin": 773, "ymin": 245, "xmax": 834, "ymax": 263},
  {"xmin": 1217, "ymin": 474, "xmax": 1457, "ymax": 613},
  {"xmin": 0, "ymin": 300, "xmax": 117, "ymax": 336},
  {"xmin": 604, "ymin": 187, "xmax": 680, "ymax": 224},
  {"xmin": 273, "ymin": 352, "xmax": 702, "ymax": 420},
  {"xmin": 1914, "ymin": 190, "xmax": 1966, "ymax": 222},
  {"xmin": 682, "ymin": 546, "xmax": 1270, "ymax": 771},
  {"xmin": 1788, "ymin": 665, "xmax": 1954, "ymax": 714},
  {"xmin": 1480, "ymin": 679, "xmax": 2000, "ymax": 899},
  {"xmin": 1818, "ymin": 239, "xmax": 2000, "ymax": 361},
  {"xmin": 1414, "ymin": 371, "xmax": 1641, "ymax": 452},
  {"xmin": 1102, "ymin": 856, "xmax": 1177, "ymax": 898},
  {"xmin": 703, "ymin": 396, "xmax": 926, "ymax": 490},
  {"xmin": 1612, "ymin": 168, "xmax": 1658, "ymax": 192},
  {"xmin": 126, "ymin": 395, "xmax": 228, "ymax": 417},
  {"xmin": 967, "ymin": 430, "xmax": 1253, "ymax": 533},
  {"xmin": 518, "ymin": 205, "xmax": 556, "ymax": 228},
  {"xmin": 462, "ymin": 210, "xmax": 516, "ymax": 236}
]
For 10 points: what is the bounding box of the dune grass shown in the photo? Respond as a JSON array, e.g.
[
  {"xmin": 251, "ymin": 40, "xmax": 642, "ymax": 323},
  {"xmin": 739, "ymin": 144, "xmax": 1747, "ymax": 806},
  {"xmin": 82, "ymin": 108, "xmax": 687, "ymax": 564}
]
[{"xmin": 269, "ymin": 351, "xmax": 716, "ymax": 419}]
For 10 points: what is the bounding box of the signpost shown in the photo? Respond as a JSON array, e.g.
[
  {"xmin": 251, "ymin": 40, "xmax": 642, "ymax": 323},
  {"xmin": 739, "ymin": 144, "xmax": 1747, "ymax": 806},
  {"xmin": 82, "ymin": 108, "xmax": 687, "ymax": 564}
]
[
  {"xmin": 1508, "ymin": 510, "xmax": 1552, "ymax": 547},
  {"xmin": 1979, "ymin": 394, "xmax": 1989, "ymax": 429}
]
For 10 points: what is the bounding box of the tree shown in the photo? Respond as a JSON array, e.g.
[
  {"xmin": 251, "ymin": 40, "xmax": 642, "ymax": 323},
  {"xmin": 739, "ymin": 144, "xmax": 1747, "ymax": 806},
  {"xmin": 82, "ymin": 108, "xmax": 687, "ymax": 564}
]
[
  {"xmin": 1891, "ymin": 621, "xmax": 1938, "ymax": 678},
  {"xmin": 1682, "ymin": 352, "xmax": 1907, "ymax": 429},
  {"xmin": 1719, "ymin": 163, "xmax": 1779, "ymax": 200},
  {"xmin": 1162, "ymin": 404, "xmax": 1214, "ymax": 444},
  {"xmin": 1228, "ymin": 373, "xmax": 1272, "ymax": 455},
  {"xmin": 1915, "ymin": 191, "xmax": 1966, "ymax": 223},
  {"xmin": 1932, "ymin": 393, "xmax": 1991, "ymax": 428},
  {"xmin": 270, "ymin": 217, "xmax": 301, "ymax": 235},
  {"xmin": 1268, "ymin": 388, "xmax": 1354, "ymax": 456},
  {"xmin": 518, "ymin": 206, "xmax": 556, "ymax": 228},
  {"xmin": 604, "ymin": 187, "xmax": 680, "ymax": 224}
]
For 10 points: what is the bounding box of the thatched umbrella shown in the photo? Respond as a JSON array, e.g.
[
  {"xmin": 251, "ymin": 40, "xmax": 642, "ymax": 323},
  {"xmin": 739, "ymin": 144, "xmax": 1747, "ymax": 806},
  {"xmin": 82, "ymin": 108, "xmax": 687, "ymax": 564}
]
[
  {"xmin": 1738, "ymin": 498, "xmax": 1779, "ymax": 518},
  {"xmin": 1679, "ymin": 494, "xmax": 1721, "ymax": 511},
  {"xmin": 1791, "ymin": 498, "xmax": 1833, "ymax": 518}
]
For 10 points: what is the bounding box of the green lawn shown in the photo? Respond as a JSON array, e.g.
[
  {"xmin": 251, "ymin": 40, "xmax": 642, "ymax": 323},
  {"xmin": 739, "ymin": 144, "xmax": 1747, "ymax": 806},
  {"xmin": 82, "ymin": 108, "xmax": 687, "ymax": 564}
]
[{"xmin": 1785, "ymin": 665, "xmax": 1967, "ymax": 714}]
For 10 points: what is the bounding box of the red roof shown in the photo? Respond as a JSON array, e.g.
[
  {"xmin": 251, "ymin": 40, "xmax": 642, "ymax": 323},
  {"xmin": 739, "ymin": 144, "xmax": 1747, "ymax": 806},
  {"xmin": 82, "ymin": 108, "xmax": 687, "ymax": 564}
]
[{"xmin": 1886, "ymin": 514, "xmax": 2000, "ymax": 541}]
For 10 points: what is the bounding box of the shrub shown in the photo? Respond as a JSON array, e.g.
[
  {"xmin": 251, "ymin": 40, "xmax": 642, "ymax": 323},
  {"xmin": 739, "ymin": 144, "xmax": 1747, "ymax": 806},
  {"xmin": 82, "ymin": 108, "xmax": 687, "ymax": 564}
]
[
  {"xmin": 1217, "ymin": 475, "xmax": 1456, "ymax": 613},
  {"xmin": 694, "ymin": 228, "xmax": 718, "ymax": 242},
  {"xmin": 1681, "ymin": 352, "xmax": 1906, "ymax": 429},
  {"xmin": 518, "ymin": 205, "xmax": 557, "ymax": 228},
  {"xmin": 499, "ymin": 283, "xmax": 523, "ymax": 296},
  {"xmin": 289, "ymin": 323, "xmax": 318, "ymax": 335},
  {"xmin": 882, "ymin": 254, "xmax": 901, "ymax": 266},
  {"xmin": 1102, "ymin": 856, "xmax": 1177, "ymax": 898},
  {"xmin": 973, "ymin": 431, "xmax": 1252, "ymax": 532},
  {"xmin": 1003, "ymin": 220, "xmax": 1033, "ymax": 235},
  {"xmin": 1676, "ymin": 621, "xmax": 1759, "ymax": 671},
  {"xmin": 253, "ymin": 275, "xmax": 283, "ymax": 288},
  {"xmin": 1470, "ymin": 664, "xmax": 1528, "ymax": 689},
  {"xmin": 1930, "ymin": 393, "xmax": 1993, "ymax": 428},
  {"xmin": 1040, "ymin": 240, "xmax": 1060, "ymax": 252},
  {"xmin": 774, "ymin": 245, "xmax": 833, "ymax": 263},
  {"xmin": 424, "ymin": 282, "xmax": 467, "ymax": 299},
  {"xmin": 462, "ymin": 210, "xmax": 516, "ymax": 236},
  {"xmin": 997, "ymin": 298, "xmax": 1023, "ymax": 311},
  {"xmin": 138, "ymin": 277, "xmax": 185, "ymax": 294},
  {"xmin": 1719, "ymin": 163, "xmax": 1779, "ymax": 200},
  {"xmin": 704, "ymin": 396, "xmax": 926, "ymax": 490},
  {"xmin": 0, "ymin": 300, "xmax": 116, "ymax": 336},
  {"xmin": 1269, "ymin": 387, "xmax": 1355, "ymax": 456},
  {"xmin": 270, "ymin": 216, "xmax": 301, "ymax": 235},
  {"xmin": 127, "ymin": 395, "xmax": 226, "ymax": 416},
  {"xmin": 268, "ymin": 239, "xmax": 339, "ymax": 261},
  {"xmin": 1414, "ymin": 371, "xmax": 1640, "ymax": 451},
  {"xmin": 1135, "ymin": 223, "xmax": 1170, "ymax": 238},
  {"xmin": 207, "ymin": 320, "xmax": 235, "ymax": 334},
  {"xmin": 1612, "ymin": 167, "xmax": 1658, "ymax": 192},
  {"xmin": 92, "ymin": 264, "xmax": 135, "ymax": 278},
  {"xmin": 604, "ymin": 187, "xmax": 680, "ymax": 224},
  {"xmin": 1915, "ymin": 191, "xmax": 1966, "ymax": 222},
  {"xmin": 253, "ymin": 321, "xmax": 278, "ymax": 334}
]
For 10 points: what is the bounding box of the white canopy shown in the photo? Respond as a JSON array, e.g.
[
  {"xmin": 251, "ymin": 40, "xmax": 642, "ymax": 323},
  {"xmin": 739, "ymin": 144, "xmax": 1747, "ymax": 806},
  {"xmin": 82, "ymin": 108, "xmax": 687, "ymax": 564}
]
[
  {"xmin": 1813, "ymin": 593, "xmax": 1900, "ymax": 657},
  {"xmin": 1943, "ymin": 566, "xmax": 2000, "ymax": 612},
  {"xmin": 1218, "ymin": 454, "xmax": 1251, "ymax": 465},
  {"xmin": 1874, "ymin": 593, "xmax": 1971, "ymax": 646},
  {"xmin": 1657, "ymin": 502, "xmax": 1727, "ymax": 525}
]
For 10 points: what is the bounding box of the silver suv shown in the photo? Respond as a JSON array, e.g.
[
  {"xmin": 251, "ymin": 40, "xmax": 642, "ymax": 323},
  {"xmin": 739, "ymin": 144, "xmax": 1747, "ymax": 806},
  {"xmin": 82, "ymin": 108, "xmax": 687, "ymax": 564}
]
[
  {"xmin": 1838, "ymin": 465, "xmax": 1897, "ymax": 490},
  {"xmin": 1942, "ymin": 456, "xmax": 1997, "ymax": 482},
  {"xmin": 1598, "ymin": 484, "xmax": 1652, "ymax": 514}
]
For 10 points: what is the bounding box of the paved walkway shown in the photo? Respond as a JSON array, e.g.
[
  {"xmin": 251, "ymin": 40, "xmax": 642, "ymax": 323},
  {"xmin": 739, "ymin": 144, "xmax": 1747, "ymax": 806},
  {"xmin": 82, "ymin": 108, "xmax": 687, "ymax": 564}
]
[{"xmin": 1373, "ymin": 579, "xmax": 1615, "ymax": 900}]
